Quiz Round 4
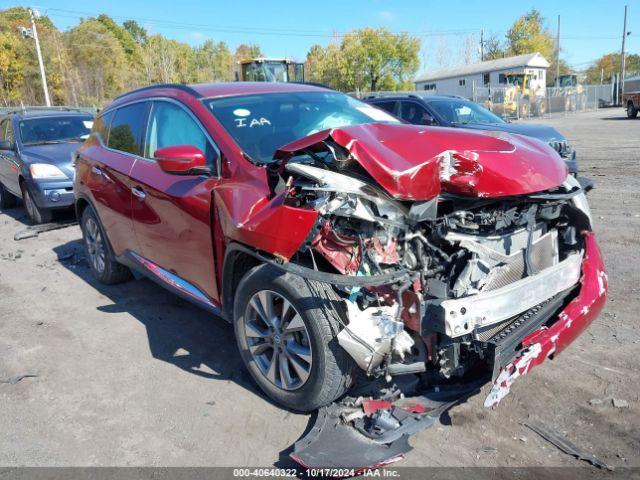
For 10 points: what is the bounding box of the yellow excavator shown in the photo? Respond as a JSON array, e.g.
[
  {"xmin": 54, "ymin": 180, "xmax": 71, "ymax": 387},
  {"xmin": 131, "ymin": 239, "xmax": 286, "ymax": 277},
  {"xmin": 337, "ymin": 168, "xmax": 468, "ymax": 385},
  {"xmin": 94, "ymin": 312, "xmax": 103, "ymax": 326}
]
[
  {"xmin": 236, "ymin": 57, "xmax": 305, "ymax": 83},
  {"xmin": 486, "ymin": 72, "xmax": 546, "ymax": 118}
]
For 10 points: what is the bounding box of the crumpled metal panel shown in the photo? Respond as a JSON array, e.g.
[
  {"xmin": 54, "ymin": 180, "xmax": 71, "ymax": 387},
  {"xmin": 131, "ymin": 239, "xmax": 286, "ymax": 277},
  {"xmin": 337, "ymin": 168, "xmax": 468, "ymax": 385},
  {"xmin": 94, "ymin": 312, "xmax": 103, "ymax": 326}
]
[
  {"xmin": 274, "ymin": 123, "xmax": 568, "ymax": 200},
  {"xmin": 484, "ymin": 232, "xmax": 607, "ymax": 407}
]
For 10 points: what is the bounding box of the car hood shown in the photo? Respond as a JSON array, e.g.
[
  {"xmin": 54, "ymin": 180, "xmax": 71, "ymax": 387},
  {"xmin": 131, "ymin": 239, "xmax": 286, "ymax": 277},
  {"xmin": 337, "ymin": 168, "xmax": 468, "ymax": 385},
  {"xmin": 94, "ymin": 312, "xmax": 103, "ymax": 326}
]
[
  {"xmin": 20, "ymin": 143, "xmax": 79, "ymax": 178},
  {"xmin": 460, "ymin": 122, "xmax": 566, "ymax": 143},
  {"xmin": 274, "ymin": 123, "xmax": 568, "ymax": 200}
]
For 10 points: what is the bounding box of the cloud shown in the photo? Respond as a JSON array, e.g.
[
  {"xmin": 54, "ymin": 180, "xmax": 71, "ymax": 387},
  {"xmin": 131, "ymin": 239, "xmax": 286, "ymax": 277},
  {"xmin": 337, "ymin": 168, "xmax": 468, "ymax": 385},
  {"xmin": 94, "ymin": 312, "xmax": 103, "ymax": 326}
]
[{"xmin": 378, "ymin": 10, "xmax": 396, "ymax": 22}]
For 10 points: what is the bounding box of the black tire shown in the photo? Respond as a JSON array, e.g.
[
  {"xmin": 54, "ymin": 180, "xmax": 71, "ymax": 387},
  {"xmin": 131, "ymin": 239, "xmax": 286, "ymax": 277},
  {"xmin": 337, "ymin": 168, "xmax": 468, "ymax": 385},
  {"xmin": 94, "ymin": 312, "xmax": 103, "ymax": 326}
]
[
  {"xmin": 0, "ymin": 183, "xmax": 17, "ymax": 209},
  {"xmin": 627, "ymin": 103, "xmax": 638, "ymax": 119},
  {"xmin": 233, "ymin": 264, "xmax": 356, "ymax": 412},
  {"xmin": 21, "ymin": 183, "xmax": 51, "ymax": 224},
  {"xmin": 80, "ymin": 206, "xmax": 131, "ymax": 284}
]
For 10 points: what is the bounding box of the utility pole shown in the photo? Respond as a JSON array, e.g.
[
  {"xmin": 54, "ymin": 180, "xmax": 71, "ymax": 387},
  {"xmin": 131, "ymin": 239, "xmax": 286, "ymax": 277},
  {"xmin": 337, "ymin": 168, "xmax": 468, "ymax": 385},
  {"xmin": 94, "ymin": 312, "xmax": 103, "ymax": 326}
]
[
  {"xmin": 480, "ymin": 29, "xmax": 484, "ymax": 62},
  {"xmin": 555, "ymin": 15, "xmax": 561, "ymax": 87},
  {"xmin": 28, "ymin": 8, "xmax": 51, "ymax": 107},
  {"xmin": 619, "ymin": 5, "xmax": 629, "ymax": 104}
]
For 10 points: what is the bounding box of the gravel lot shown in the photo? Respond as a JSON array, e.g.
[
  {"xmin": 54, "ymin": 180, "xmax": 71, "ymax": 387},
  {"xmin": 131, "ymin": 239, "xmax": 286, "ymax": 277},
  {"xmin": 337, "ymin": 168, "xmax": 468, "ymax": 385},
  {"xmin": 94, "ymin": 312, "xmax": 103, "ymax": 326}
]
[{"xmin": 0, "ymin": 108, "xmax": 638, "ymax": 470}]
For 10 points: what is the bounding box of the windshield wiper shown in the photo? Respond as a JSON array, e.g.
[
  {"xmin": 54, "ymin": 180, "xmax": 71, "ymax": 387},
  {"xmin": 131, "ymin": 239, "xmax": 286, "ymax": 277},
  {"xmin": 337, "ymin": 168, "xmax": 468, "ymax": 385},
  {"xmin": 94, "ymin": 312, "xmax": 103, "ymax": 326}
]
[{"xmin": 24, "ymin": 138, "xmax": 83, "ymax": 146}]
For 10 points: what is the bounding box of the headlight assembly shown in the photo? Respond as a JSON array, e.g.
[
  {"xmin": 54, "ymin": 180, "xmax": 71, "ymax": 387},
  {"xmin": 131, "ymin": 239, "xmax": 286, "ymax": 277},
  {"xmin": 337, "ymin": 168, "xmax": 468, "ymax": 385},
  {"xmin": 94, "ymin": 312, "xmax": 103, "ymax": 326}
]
[{"xmin": 29, "ymin": 163, "xmax": 67, "ymax": 179}]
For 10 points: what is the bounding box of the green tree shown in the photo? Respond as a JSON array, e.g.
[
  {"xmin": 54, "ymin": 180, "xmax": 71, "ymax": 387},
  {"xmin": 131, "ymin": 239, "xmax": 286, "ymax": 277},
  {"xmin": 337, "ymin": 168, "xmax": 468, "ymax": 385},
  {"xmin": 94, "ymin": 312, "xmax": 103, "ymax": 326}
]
[
  {"xmin": 123, "ymin": 20, "xmax": 147, "ymax": 45},
  {"xmin": 505, "ymin": 9, "xmax": 555, "ymax": 60},
  {"xmin": 194, "ymin": 40, "xmax": 234, "ymax": 82},
  {"xmin": 65, "ymin": 19, "xmax": 130, "ymax": 104},
  {"xmin": 306, "ymin": 28, "xmax": 420, "ymax": 92}
]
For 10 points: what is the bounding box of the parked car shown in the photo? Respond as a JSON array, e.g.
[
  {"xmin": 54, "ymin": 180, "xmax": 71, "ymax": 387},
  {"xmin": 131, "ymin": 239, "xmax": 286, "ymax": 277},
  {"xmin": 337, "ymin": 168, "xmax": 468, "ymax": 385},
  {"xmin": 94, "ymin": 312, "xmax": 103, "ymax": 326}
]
[
  {"xmin": 0, "ymin": 107, "xmax": 94, "ymax": 223},
  {"xmin": 74, "ymin": 82, "xmax": 605, "ymax": 468},
  {"xmin": 365, "ymin": 94, "xmax": 578, "ymax": 175},
  {"xmin": 623, "ymin": 75, "xmax": 640, "ymax": 118}
]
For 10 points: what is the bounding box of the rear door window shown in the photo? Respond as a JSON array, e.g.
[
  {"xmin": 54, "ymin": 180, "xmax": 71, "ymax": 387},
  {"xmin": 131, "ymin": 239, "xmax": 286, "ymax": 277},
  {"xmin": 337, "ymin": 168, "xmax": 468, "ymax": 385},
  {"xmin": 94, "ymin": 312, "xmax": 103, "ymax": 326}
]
[
  {"xmin": 93, "ymin": 110, "xmax": 114, "ymax": 145},
  {"xmin": 372, "ymin": 101, "xmax": 398, "ymax": 116},
  {"xmin": 399, "ymin": 102, "xmax": 432, "ymax": 125},
  {"xmin": 107, "ymin": 103, "xmax": 149, "ymax": 155}
]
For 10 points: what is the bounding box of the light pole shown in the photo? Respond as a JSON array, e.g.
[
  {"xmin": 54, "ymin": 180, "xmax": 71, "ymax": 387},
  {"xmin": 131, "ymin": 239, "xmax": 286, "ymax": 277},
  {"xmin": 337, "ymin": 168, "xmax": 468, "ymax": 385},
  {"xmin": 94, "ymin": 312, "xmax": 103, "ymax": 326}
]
[{"xmin": 25, "ymin": 8, "xmax": 51, "ymax": 107}]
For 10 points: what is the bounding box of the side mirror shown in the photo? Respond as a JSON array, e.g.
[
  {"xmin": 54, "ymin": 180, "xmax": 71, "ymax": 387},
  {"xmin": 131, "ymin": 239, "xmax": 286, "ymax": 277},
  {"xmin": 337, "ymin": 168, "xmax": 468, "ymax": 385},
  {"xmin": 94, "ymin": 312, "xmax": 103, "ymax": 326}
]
[
  {"xmin": 154, "ymin": 145, "xmax": 208, "ymax": 175},
  {"xmin": 0, "ymin": 140, "xmax": 13, "ymax": 150}
]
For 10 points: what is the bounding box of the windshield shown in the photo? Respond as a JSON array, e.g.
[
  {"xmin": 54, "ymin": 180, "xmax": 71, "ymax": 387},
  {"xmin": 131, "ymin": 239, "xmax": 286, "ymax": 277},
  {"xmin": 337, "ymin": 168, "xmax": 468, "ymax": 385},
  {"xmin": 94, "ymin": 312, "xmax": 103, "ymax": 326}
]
[
  {"xmin": 428, "ymin": 99, "xmax": 506, "ymax": 126},
  {"xmin": 559, "ymin": 76, "xmax": 577, "ymax": 87},
  {"xmin": 206, "ymin": 92, "xmax": 399, "ymax": 164},
  {"xmin": 19, "ymin": 116, "xmax": 93, "ymax": 146}
]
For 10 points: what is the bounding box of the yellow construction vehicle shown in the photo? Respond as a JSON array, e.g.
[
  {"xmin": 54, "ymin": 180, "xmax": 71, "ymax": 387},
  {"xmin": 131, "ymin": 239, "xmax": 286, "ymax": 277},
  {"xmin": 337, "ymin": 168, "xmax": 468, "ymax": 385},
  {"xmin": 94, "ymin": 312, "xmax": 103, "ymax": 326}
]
[
  {"xmin": 236, "ymin": 57, "xmax": 305, "ymax": 83},
  {"xmin": 486, "ymin": 72, "xmax": 546, "ymax": 118},
  {"xmin": 556, "ymin": 74, "xmax": 586, "ymax": 111}
]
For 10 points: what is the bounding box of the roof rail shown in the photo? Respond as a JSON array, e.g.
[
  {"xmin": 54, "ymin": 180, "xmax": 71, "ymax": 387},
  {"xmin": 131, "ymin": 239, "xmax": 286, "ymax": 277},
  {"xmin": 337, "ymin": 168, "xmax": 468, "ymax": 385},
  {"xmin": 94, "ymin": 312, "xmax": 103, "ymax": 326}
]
[
  {"xmin": 113, "ymin": 83, "xmax": 203, "ymax": 101},
  {"xmin": 0, "ymin": 106, "xmax": 94, "ymax": 115}
]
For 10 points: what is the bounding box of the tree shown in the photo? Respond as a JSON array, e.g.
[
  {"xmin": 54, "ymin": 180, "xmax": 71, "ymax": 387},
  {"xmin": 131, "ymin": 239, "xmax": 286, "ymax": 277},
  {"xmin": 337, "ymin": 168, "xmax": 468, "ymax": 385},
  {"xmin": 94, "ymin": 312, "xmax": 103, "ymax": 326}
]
[
  {"xmin": 306, "ymin": 27, "xmax": 420, "ymax": 92},
  {"xmin": 123, "ymin": 20, "xmax": 147, "ymax": 45},
  {"xmin": 585, "ymin": 53, "xmax": 640, "ymax": 84},
  {"xmin": 194, "ymin": 40, "xmax": 234, "ymax": 82},
  {"xmin": 505, "ymin": 9, "xmax": 555, "ymax": 60},
  {"xmin": 234, "ymin": 43, "xmax": 262, "ymax": 62}
]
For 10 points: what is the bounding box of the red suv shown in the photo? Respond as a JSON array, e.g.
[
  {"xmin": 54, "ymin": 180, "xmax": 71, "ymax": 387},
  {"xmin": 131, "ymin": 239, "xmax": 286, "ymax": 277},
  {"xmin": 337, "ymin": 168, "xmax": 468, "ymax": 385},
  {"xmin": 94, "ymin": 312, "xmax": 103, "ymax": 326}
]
[{"xmin": 74, "ymin": 82, "xmax": 606, "ymax": 418}]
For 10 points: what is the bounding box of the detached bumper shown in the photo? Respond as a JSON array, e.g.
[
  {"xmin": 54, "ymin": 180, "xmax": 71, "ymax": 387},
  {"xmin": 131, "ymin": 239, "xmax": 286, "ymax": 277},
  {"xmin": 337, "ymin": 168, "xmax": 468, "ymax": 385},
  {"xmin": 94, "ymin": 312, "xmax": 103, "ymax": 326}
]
[
  {"xmin": 24, "ymin": 178, "xmax": 75, "ymax": 209},
  {"xmin": 484, "ymin": 232, "xmax": 607, "ymax": 407}
]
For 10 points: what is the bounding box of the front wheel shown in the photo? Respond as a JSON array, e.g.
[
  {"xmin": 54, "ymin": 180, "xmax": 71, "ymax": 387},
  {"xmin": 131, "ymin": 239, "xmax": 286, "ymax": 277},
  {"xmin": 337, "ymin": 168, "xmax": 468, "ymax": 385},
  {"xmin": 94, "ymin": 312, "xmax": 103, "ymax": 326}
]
[
  {"xmin": 21, "ymin": 184, "xmax": 51, "ymax": 224},
  {"xmin": 233, "ymin": 264, "xmax": 356, "ymax": 412},
  {"xmin": 80, "ymin": 206, "xmax": 131, "ymax": 284},
  {"xmin": 627, "ymin": 103, "xmax": 638, "ymax": 119}
]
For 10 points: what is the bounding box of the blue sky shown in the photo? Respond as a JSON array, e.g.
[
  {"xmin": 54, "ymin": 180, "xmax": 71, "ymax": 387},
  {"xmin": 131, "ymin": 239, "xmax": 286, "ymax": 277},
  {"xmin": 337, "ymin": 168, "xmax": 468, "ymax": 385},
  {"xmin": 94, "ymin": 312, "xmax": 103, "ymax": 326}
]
[{"xmin": 4, "ymin": 0, "xmax": 637, "ymax": 73}]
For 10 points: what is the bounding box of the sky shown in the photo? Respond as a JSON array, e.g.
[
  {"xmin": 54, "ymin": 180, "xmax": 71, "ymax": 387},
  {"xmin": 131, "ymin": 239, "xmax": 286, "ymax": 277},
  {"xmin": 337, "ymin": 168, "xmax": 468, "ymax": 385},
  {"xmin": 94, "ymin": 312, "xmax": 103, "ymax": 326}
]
[{"xmin": 3, "ymin": 0, "xmax": 638, "ymax": 73}]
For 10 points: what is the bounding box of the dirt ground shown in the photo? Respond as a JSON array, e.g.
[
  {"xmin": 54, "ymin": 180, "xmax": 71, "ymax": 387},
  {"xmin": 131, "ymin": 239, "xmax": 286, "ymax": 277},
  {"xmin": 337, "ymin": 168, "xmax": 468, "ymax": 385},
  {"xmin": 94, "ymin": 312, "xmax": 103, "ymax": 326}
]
[{"xmin": 0, "ymin": 109, "xmax": 638, "ymax": 470}]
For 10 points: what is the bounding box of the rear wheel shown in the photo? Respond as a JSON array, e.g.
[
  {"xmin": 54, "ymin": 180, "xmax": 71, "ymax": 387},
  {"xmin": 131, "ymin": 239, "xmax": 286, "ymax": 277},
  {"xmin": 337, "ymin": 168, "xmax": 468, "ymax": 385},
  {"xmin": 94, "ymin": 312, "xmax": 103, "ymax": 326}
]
[
  {"xmin": 0, "ymin": 183, "xmax": 17, "ymax": 209},
  {"xmin": 21, "ymin": 184, "xmax": 51, "ymax": 224},
  {"xmin": 627, "ymin": 102, "xmax": 638, "ymax": 119},
  {"xmin": 80, "ymin": 206, "xmax": 131, "ymax": 284},
  {"xmin": 233, "ymin": 264, "xmax": 355, "ymax": 412}
]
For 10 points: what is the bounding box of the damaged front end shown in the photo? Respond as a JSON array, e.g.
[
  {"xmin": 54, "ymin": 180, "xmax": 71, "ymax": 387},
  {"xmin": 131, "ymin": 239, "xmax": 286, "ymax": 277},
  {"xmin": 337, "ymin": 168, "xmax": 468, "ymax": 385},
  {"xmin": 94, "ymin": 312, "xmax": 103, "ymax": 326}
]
[{"xmin": 255, "ymin": 124, "xmax": 606, "ymax": 468}]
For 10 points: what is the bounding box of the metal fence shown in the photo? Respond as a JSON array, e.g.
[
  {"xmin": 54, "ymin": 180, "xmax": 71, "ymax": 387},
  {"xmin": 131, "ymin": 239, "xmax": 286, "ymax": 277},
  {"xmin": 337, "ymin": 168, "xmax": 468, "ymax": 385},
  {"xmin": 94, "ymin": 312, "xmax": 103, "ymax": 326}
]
[
  {"xmin": 353, "ymin": 83, "xmax": 616, "ymax": 120},
  {"xmin": 470, "ymin": 84, "xmax": 615, "ymax": 119}
]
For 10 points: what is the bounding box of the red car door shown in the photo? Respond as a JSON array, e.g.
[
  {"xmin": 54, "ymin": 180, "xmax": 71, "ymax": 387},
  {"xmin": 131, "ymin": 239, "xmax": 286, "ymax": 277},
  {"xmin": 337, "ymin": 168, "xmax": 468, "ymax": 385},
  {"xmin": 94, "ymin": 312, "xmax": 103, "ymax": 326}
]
[
  {"xmin": 78, "ymin": 103, "xmax": 150, "ymax": 256},
  {"xmin": 129, "ymin": 99, "xmax": 221, "ymax": 303}
]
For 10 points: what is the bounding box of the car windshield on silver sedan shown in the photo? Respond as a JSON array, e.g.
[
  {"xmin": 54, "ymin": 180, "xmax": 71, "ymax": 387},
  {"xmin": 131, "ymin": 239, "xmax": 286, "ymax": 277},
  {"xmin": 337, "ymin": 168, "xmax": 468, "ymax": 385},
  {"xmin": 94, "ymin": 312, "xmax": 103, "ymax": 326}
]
[
  {"xmin": 206, "ymin": 92, "xmax": 399, "ymax": 164},
  {"xmin": 19, "ymin": 116, "xmax": 93, "ymax": 146},
  {"xmin": 428, "ymin": 99, "xmax": 506, "ymax": 126}
]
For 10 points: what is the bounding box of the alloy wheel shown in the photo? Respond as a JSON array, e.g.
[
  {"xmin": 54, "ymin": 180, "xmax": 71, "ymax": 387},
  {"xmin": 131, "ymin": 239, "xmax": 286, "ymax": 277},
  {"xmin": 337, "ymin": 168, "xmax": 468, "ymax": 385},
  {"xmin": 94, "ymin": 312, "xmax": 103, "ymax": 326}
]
[
  {"xmin": 243, "ymin": 290, "xmax": 313, "ymax": 391},
  {"xmin": 84, "ymin": 217, "xmax": 106, "ymax": 274}
]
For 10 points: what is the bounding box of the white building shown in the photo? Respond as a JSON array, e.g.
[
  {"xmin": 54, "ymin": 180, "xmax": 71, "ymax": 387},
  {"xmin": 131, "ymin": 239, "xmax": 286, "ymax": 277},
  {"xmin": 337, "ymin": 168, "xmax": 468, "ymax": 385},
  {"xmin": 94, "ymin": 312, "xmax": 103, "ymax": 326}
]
[{"xmin": 414, "ymin": 52, "xmax": 550, "ymax": 99}]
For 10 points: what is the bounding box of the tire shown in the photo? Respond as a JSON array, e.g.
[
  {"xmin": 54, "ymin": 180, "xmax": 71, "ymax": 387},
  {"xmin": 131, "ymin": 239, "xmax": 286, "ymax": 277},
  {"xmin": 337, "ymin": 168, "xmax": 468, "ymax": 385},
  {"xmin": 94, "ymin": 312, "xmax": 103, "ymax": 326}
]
[
  {"xmin": 233, "ymin": 264, "xmax": 356, "ymax": 412},
  {"xmin": 21, "ymin": 184, "xmax": 51, "ymax": 224},
  {"xmin": 519, "ymin": 100, "xmax": 530, "ymax": 118},
  {"xmin": 0, "ymin": 183, "xmax": 17, "ymax": 209},
  {"xmin": 627, "ymin": 103, "xmax": 638, "ymax": 119},
  {"xmin": 80, "ymin": 206, "xmax": 131, "ymax": 284}
]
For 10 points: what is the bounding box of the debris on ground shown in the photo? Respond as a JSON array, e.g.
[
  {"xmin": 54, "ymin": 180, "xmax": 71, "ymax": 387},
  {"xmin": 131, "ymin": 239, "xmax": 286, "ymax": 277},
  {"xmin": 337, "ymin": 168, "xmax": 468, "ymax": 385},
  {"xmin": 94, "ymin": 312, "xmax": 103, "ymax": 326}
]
[
  {"xmin": 589, "ymin": 398, "xmax": 604, "ymax": 406},
  {"xmin": 612, "ymin": 398, "xmax": 629, "ymax": 408},
  {"xmin": 1, "ymin": 251, "xmax": 23, "ymax": 261},
  {"xmin": 14, "ymin": 220, "xmax": 77, "ymax": 241},
  {"xmin": 524, "ymin": 421, "xmax": 612, "ymax": 470},
  {"xmin": 0, "ymin": 374, "xmax": 38, "ymax": 385}
]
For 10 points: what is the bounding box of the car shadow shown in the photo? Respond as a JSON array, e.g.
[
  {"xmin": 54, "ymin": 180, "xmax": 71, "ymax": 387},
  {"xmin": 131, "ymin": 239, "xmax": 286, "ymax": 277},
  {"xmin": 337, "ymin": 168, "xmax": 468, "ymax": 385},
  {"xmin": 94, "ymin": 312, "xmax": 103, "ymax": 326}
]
[
  {"xmin": 600, "ymin": 116, "xmax": 637, "ymax": 121},
  {"xmin": 52, "ymin": 239, "xmax": 270, "ymax": 401},
  {"xmin": 4, "ymin": 202, "xmax": 76, "ymax": 227}
]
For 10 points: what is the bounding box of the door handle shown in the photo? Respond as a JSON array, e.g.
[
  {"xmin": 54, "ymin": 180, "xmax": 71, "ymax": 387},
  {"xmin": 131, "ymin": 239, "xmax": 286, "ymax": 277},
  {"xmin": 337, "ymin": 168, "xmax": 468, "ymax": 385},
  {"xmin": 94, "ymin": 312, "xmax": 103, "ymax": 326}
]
[
  {"xmin": 131, "ymin": 186, "xmax": 146, "ymax": 200},
  {"xmin": 91, "ymin": 166, "xmax": 103, "ymax": 176}
]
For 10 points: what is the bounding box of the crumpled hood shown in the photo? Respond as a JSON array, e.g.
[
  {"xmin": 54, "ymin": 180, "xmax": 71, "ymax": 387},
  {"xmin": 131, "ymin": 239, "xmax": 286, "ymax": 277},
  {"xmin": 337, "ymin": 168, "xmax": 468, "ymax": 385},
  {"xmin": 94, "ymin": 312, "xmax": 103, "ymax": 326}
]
[
  {"xmin": 274, "ymin": 123, "xmax": 568, "ymax": 200},
  {"xmin": 461, "ymin": 122, "xmax": 566, "ymax": 143},
  {"xmin": 20, "ymin": 143, "xmax": 79, "ymax": 178}
]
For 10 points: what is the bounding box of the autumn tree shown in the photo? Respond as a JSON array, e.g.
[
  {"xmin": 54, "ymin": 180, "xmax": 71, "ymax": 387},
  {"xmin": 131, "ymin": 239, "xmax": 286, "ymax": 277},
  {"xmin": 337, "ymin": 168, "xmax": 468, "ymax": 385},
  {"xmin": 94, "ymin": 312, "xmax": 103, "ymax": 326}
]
[{"xmin": 585, "ymin": 53, "xmax": 640, "ymax": 84}]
